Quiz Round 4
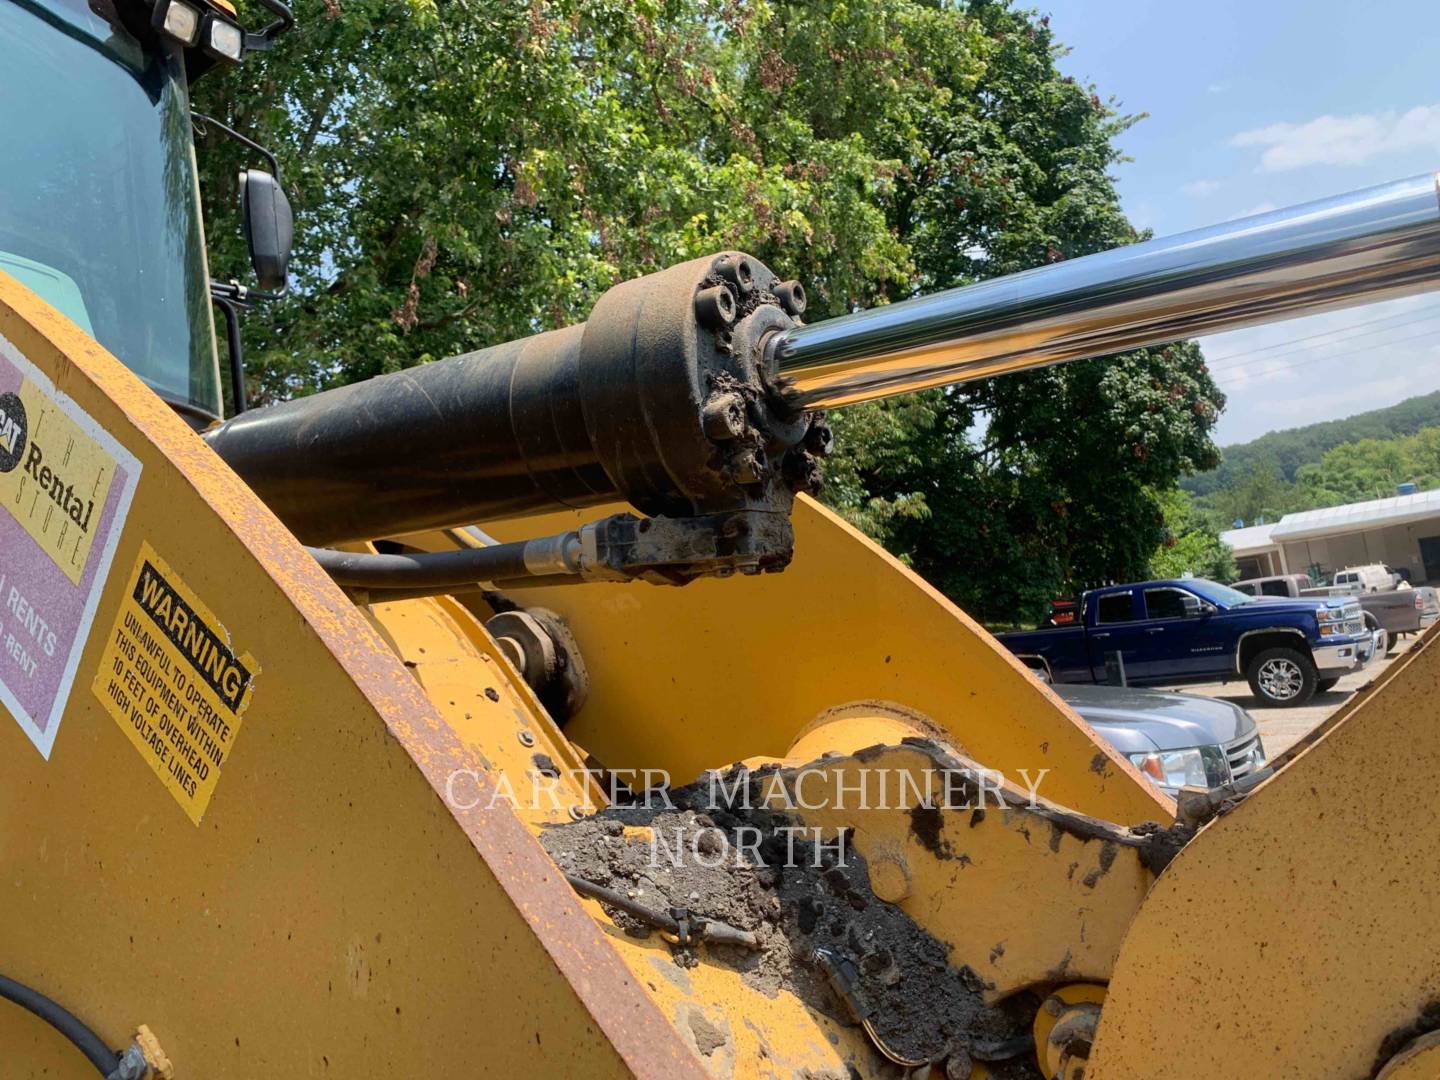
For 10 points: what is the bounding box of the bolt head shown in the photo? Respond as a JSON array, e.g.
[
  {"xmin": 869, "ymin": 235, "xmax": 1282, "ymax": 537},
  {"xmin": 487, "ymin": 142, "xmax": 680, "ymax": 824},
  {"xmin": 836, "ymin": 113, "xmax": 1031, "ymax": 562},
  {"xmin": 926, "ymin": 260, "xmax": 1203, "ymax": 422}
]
[
  {"xmin": 774, "ymin": 279, "xmax": 807, "ymax": 316},
  {"xmin": 716, "ymin": 253, "xmax": 756, "ymax": 294},
  {"xmin": 702, "ymin": 392, "xmax": 747, "ymax": 441},
  {"xmin": 694, "ymin": 284, "xmax": 736, "ymax": 328},
  {"xmin": 734, "ymin": 452, "xmax": 767, "ymax": 484}
]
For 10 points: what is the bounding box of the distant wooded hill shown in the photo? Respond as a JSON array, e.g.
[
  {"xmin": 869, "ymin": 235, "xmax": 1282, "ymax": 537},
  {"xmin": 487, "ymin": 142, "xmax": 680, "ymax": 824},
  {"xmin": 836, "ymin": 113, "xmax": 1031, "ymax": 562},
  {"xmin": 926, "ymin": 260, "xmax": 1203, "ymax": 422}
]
[{"xmin": 1183, "ymin": 391, "xmax": 1440, "ymax": 497}]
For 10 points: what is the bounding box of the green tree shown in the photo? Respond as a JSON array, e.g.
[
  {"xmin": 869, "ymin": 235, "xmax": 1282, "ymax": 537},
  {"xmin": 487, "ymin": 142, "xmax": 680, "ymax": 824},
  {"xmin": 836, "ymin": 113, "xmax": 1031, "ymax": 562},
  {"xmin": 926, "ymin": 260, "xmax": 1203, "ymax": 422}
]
[
  {"xmin": 809, "ymin": 1, "xmax": 1225, "ymax": 623},
  {"xmin": 1297, "ymin": 436, "xmax": 1413, "ymax": 506},
  {"xmin": 1203, "ymin": 460, "xmax": 1297, "ymax": 530},
  {"xmin": 1197, "ymin": 424, "xmax": 1440, "ymax": 524},
  {"xmin": 1148, "ymin": 489, "xmax": 1237, "ymax": 582},
  {"xmin": 1184, "ymin": 390, "xmax": 1440, "ymax": 498},
  {"xmin": 194, "ymin": 0, "xmax": 917, "ymax": 400},
  {"xmin": 194, "ymin": 0, "xmax": 1223, "ymax": 625},
  {"xmin": 1402, "ymin": 427, "xmax": 1440, "ymax": 488}
]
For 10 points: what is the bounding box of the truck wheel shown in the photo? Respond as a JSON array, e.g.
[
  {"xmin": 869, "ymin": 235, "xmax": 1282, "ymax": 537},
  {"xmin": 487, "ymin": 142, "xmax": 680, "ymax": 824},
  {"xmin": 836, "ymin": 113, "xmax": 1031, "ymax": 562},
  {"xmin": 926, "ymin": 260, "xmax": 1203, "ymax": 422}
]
[
  {"xmin": 1362, "ymin": 614, "xmax": 1394, "ymax": 656},
  {"xmin": 1316, "ymin": 677, "xmax": 1340, "ymax": 693},
  {"xmin": 1247, "ymin": 647, "xmax": 1317, "ymax": 707}
]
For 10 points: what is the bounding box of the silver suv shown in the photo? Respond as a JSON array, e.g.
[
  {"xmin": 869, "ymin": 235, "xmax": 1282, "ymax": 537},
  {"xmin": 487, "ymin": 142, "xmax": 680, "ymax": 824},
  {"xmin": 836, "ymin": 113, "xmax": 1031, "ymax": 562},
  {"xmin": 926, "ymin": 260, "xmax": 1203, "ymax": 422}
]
[{"xmin": 1056, "ymin": 683, "xmax": 1265, "ymax": 796}]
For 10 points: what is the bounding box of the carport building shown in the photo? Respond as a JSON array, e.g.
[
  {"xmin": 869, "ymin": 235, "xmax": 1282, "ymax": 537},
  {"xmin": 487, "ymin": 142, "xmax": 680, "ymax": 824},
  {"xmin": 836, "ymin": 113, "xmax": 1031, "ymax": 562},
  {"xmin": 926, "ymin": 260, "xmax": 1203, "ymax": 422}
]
[
  {"xmin": 1221, "ymin": 523, "xmax": 1285, "ymax": 580},
  {"xmin": 1222, "ymin": 488, "xmax": 1440, "ymax": 585}
]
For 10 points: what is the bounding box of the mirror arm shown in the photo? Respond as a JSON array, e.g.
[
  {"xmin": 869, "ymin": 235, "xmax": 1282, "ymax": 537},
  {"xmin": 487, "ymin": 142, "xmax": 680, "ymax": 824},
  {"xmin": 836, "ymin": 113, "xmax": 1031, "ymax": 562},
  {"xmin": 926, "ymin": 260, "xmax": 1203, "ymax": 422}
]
[
  {"xmin": 191, "ymin": 113, "xmax": 281, "ymax": 184},
  {"xmin": 211, "ymin": 280, "xmax": 286, "ymax": 304},
  {"xmin": 242, "ymin": 0, "xmax": 294, "ymax": 54}
]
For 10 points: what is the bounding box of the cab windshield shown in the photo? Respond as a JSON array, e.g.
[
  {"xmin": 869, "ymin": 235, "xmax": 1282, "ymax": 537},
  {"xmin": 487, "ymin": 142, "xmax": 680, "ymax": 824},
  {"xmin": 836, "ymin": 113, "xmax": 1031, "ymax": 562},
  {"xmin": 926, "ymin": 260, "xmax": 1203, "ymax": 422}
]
[
  {"xmin": 1188, "ymin": 579, "xmax": 1256, "ymax": 608},
  {"xmin": 0, "ymin": 0, "xmax": 220, "ymax": 417}
]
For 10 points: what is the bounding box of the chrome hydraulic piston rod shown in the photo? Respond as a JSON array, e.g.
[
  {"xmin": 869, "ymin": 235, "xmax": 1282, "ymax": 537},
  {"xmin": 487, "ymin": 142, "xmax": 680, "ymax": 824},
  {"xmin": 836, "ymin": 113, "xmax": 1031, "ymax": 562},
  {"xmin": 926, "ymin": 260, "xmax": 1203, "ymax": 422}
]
[
  {"xmin": 207, "ymin": 173, "xmax": 1440, "ymax": 550},
  {"xmin": 769, "ymin": 172, "xmax": 1440, "ymax": 409}
]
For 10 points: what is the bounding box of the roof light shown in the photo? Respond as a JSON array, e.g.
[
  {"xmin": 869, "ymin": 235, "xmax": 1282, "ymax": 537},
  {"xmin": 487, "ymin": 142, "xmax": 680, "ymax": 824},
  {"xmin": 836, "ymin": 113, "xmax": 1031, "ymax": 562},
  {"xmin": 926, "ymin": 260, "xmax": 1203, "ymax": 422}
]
[
  {"xmin": 156, "ymin": 0, "xmax": 202, "ymax": 46},
  {"xmin": 204, "ymin": 16, "xmax": 245, "ymax": 62}
]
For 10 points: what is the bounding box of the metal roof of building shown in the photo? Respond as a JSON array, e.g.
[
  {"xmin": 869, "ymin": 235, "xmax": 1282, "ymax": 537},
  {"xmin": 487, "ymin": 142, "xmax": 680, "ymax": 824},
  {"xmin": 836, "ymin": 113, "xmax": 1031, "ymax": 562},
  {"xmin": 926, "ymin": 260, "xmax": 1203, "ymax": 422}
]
[
  {"xmin": 1269, "ymin": 487, "xmax": 1440, "ymax": 542},
  {"xmin": 1219, "ymin": 522, "xmax": 1279, "ymax": 555}
]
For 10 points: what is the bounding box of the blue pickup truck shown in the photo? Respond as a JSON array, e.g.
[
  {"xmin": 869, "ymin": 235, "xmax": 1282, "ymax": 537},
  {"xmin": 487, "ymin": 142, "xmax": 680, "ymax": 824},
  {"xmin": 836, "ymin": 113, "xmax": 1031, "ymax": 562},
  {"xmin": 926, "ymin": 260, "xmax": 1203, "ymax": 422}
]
[{"xmin": 996, "ymin": 578, "xmax": 1380, "ymax": 707}]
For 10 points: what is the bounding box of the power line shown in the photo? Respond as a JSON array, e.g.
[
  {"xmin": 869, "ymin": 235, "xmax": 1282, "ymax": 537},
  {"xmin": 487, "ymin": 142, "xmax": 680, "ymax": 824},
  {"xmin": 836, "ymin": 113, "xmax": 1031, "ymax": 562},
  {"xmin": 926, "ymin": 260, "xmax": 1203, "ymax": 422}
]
[
  {"xmin": 1212, "ymin": 322, "xmax": 1440, "ymax": 385},
  {"xmin": 1203, "ymin": 302, "xmax": 1440, "ymax": 372},
  {"xmin": 1206, "ymin": 312, "xmax": 1440, "ymax": 375},
  {"xmin": 1203, "ymin": 299, "xmax": 1440, "ymax": 365}
]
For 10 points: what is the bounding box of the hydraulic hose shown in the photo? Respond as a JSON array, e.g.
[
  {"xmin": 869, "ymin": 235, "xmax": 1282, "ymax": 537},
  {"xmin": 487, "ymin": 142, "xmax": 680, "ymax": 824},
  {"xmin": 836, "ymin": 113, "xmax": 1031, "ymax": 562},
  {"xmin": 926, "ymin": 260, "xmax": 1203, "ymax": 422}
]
[
  {"xmin": 306, "ymin": 531, "xmax": 582, "ymax": 592},
  {"xmin": 0, "ymin": 972, "xmax": 119, "ymax": 1077}
]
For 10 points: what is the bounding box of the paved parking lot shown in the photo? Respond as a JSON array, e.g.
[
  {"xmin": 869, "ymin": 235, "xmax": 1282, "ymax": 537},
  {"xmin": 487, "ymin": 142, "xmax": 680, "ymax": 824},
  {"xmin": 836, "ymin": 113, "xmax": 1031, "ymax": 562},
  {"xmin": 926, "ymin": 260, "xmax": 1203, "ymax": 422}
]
[{"xmin": 1152, "ymin": 633, "xmax": 1422, "ymax": 758}]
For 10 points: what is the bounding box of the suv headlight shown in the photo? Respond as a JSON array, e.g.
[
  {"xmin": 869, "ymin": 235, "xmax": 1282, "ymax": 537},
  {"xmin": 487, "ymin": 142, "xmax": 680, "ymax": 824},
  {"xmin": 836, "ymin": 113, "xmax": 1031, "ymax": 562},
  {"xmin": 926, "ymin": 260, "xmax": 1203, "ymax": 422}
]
[{"xmin": 1129, "ymin": 747, "xmax": 1210, "ymax": 789}]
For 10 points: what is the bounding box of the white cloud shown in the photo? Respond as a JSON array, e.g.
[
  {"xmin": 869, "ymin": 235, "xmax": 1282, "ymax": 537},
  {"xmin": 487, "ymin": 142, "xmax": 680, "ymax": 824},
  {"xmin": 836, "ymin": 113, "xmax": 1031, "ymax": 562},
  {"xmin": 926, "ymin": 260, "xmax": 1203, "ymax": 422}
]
[
  {"xmin": 1216, "ymin": 356, "xmax": 1440, "ymax": 442},
  {"xmin": 1207, "ymin": 83, "xmax": 1228, "ymax": 95},
  {"xmin": 1283, "ymin": 370, "xmax": 1438, "ymax": 428},
  {"xmin": 1203, "ymin": 297, "xmax": 1440, "ymax": 443},
  {"xmin": 1182, "ymin": 178, "xmax": 1221, "ymax": 198},
  {"xmin": 1231, "ymin": 104, "xmax": 1440, "ymax": 171}
]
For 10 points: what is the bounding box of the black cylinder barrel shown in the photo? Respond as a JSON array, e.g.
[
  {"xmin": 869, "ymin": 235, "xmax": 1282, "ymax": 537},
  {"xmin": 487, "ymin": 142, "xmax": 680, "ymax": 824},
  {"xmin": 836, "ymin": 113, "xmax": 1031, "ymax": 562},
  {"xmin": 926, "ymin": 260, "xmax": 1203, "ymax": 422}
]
[
  {"xmin": 203, "ymin": 323, "xmax": 617, "ymax": 544},
  {"xmin": 204, "ymin": 253, "xmax": 802, "ymax": 545}
]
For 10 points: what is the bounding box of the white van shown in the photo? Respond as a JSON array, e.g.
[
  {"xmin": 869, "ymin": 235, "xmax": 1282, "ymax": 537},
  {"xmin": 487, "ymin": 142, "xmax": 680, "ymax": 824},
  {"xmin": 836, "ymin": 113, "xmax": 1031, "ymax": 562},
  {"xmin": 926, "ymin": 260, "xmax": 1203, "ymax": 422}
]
[{"xmin": 1331, "ymin": 565, "xmax": 1396, "ymax": 594}]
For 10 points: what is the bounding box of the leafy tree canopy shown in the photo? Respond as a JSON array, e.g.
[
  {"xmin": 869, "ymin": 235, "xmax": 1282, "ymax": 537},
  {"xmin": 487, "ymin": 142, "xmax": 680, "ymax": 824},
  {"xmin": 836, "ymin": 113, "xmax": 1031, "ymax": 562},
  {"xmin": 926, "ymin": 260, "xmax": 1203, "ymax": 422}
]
[
  {"xmin": 1204, "ymin": 460, "xmax": 1302, "ymax": 530},
  {"xmin": 1194, "ymin": 424, "xmax": 1440, "ymax": 531},
  {"xmin": 1148, "ymin": 488, "xmax": 1236, "ymax": 583},
  {"xmin": 195, "ymin": 0, "xmax": 1223, "ymax": 626},
  {"xmin": 1294, "ymin": 427, "xmax": 1440, "ymax": 505},
  {"xmin": 1185, "ymin": 390, "xmax": 1440, "ymax": 498}
]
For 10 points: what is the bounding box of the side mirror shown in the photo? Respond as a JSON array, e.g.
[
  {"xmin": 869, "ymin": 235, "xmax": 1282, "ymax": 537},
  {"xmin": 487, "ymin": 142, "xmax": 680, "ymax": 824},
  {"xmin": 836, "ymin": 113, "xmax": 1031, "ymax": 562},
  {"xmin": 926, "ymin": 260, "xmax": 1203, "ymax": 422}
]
[
  {"xmin": 240, "ymin": 168, "xmax": 293, "ymax": 293},
  {"xmin": 1180, "ymin": 594, "xmax": 1203, "ymax": 618}
]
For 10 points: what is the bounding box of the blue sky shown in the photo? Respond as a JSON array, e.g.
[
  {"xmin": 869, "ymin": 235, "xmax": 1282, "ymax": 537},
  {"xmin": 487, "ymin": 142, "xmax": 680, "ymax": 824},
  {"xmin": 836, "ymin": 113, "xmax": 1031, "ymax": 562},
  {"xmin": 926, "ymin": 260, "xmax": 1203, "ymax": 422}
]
[{"xmin": 1038, "ymin": 0, "xmax": 1440, "ymax": 445}]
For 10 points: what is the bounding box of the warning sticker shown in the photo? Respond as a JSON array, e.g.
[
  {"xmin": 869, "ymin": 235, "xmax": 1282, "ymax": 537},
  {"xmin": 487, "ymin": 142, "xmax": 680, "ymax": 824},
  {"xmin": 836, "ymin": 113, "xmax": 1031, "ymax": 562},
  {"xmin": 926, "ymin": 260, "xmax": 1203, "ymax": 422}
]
[
  {"xmin": 0, "ymin": 331, "xmax": 140, "ymax": 758},
  {"xmin": 91, "ymin": 543, "xmax": 259, "ymax": 824}
]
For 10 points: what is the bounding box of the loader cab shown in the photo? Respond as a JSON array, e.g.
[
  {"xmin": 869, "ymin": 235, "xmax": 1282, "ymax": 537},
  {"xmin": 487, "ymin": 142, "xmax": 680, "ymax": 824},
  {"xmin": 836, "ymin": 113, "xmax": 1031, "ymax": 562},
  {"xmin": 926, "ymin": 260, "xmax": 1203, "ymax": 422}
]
[{"xmin": 0, "ymin": 0, "xmax": 290, "ymax": 427}]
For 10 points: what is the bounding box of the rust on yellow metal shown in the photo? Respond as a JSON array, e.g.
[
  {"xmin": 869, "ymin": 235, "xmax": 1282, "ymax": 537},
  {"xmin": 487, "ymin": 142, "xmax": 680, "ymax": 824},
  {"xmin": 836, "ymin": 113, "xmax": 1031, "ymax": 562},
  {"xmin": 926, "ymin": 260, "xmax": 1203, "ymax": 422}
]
[
  {"xmin": 0, "ymin": 272, "xmax": 704, "ymax": 1078},
  {"xmin": 480, "ymin": 499, "xmax": 1172, "ymax": 826},
  {"xmin": 1086, "ymin": 626, "xmax": 1440, "ymax": 1079}
]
